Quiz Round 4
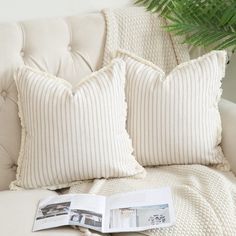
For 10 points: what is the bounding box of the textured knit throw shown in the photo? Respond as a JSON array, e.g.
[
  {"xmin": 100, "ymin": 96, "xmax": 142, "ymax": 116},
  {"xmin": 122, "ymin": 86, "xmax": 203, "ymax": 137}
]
[
  {"xmin": 102, "ymin": 7, "xmax": 190, "ymax": 73},
  {"xmin": 69, "ymin": 165, "xmax": 236, "ymax": 236}
]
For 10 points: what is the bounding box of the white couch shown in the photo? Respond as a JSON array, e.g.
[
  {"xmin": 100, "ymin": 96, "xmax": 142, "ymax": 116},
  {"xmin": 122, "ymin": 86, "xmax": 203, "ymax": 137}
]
[{"xmin": 0, "ymin": 12, "xmax": 236, "ymax": 236}]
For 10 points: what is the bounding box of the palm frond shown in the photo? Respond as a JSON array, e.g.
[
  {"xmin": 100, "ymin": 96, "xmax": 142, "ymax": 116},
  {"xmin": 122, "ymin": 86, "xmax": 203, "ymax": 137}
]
[
  {"xmin": 135, "ymin": 0, "xmax": 175, "ymax": 15},
  {"xmin": 135, "ymin": 0, "xmax": 236, "ymax": 50}
]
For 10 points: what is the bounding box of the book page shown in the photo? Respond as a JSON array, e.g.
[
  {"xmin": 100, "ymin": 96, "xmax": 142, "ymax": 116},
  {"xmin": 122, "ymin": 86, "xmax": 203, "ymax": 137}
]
[
  {"xmin": 69, "ymin": 194, "xmax": 106, "ymax": 232},
  {"xmin": 33, "ymin": 193, "xmax": 106, "ymax": 232},
  {"xmin": 33, "ymin": 194, "xmax": 75, "ymax": 231},
  {"xmin": 103, "ymin": 187, "xmax": 175, "ymax": 233}
]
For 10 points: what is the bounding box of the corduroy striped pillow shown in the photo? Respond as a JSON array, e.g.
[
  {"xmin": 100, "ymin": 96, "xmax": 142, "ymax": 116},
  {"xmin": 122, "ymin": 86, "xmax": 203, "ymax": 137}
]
[
  {"xmin": 114, "ymin": 50, "xmax": 227, "ymax": 167},
  {"xmin": 11, "ymin": 59, "xmax": 144, "ymax": 190}
]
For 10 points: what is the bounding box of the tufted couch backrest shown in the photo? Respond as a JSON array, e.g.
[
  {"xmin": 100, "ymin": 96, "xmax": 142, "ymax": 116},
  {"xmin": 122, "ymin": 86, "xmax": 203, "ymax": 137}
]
[{"xmin": 0, "ymin": 13, "xmax": 106, "ymax": 190}]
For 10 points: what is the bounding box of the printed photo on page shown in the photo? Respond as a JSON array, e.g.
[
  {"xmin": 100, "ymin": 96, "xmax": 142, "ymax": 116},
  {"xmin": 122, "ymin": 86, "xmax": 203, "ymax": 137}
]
[
  {"xmin": 68, "ymin": 194, "xmax": 106, "ymax": 231},
  {"xmin": 109, "ymin": 204, "xmax": 170, "ymax": 229},
  {"xmin": 33, "ymin": 195, "xmax": 74, "ymax": 231},
  {"xmin": 104, "ymin": 187, "xmax": 175, "ymax": 232}
]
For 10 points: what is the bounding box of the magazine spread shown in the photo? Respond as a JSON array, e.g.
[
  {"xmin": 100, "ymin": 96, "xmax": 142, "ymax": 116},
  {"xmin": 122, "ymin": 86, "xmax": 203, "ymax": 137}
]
[{"xmin": 33, "ymin": 187, "xmax": 175, "ymax": 233}]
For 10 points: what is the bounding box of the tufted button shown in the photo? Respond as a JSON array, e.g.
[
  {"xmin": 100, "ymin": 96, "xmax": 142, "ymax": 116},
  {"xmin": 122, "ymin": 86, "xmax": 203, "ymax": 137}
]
[
  {"xmin": 68, "ymin": 45, "xmax": 72, "ymax": 51},
  {"xmin": 20, "ymin": 50, "xmax": 25, "ymax": 57},
  {"xmin": 1, "ymin": 90, "xmax": 7, "ymax": 99}
]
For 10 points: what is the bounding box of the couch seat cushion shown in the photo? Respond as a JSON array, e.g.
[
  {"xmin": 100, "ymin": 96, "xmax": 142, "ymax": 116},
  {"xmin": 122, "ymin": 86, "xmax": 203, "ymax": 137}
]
[{"xmin": 0, "ymin": 190, "xmax": 80, "ymax": 236}]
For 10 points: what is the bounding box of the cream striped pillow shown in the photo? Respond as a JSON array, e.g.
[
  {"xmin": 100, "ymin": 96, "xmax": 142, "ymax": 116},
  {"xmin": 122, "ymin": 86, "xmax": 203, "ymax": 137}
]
[
  {"xmin": 114, "ymin": 50, "xmax": 227, "ymax": 167},
  {"xmin": 11, "ymin": 59, "xmax": 144, "ymax": 190}
]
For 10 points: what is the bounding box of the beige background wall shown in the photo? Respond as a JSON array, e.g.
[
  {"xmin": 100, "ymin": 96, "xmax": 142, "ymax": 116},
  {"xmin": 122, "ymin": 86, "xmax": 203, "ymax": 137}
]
[
  {"xmin": 0, "ymin": 0, "xmax": 235, "ymax": 102},
  {"xmin": 0, "ymin": 0, "xmax": 132, "ymax": 22},
  {"xmin": 222, "ymin": 53, "xmax": 236, "ymax": 103}
]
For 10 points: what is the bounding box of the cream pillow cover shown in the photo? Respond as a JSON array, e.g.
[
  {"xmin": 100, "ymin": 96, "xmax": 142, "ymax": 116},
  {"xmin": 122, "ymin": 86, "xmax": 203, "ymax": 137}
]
[
  {"xmin": 11, "ymin": 59, "xmax": 144, "ymax": 190},
  {"xmin": 114, "ymin": 50, "xmax": 227, "ymax": 167}
]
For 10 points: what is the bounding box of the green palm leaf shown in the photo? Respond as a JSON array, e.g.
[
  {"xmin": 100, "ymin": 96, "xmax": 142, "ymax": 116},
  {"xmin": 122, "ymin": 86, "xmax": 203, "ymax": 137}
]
[{"xmin": 135, "ymin": 0, "xmax": 236, "ymax": 50}]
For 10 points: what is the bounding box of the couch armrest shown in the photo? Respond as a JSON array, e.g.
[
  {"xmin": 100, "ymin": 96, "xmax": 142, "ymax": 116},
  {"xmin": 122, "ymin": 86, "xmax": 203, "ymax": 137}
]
[{"xmin": 219, "ymin": 99, "xmax": 236, "ymax": 174}]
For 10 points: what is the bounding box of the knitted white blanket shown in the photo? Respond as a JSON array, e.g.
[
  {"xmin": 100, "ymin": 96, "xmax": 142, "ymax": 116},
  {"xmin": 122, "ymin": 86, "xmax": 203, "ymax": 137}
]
[
  {"xmin": 69, "ymin": 165, "xmax": 236, "ymax": 236},
  {"xmin": 102, "ymin": 7, "xmax": 190, "ymax": 73}
]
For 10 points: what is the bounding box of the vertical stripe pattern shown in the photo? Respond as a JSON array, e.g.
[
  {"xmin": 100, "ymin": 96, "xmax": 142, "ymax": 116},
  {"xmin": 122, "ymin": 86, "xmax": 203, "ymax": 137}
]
[
  {"xmin": 12, "ymin": 59, "xmax": 144, "ymax": 190},
  {"xmin": 115, "ymin": 50, "xmax": 226, "ymax": 167}
]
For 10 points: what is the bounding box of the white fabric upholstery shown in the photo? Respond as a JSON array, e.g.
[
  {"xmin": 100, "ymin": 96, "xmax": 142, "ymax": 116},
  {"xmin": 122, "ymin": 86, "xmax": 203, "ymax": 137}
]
[
  {"xmin": 0, "ymin": 190, "xmax": 80, "ymax": 235},
  {"xmin": 114, "ymin": 50, "xmax": 227, "ymax": 167},
  {"xmin": 12, "ymin": 62, "xmax": 143, "ymax": 190},
  {"xmin": 0, "ymin": 14, "xmax": 106, "ymax": 190},
  {"xmin": 189, "ymin": 48, "xmax": 236, "ymax": 175},
  {"xmin": 0, "ymin": 10, "xmax": 235, "ymax": 193},
  {"xmin": 219, "ymin": 99, "xmax": 236, "ymax": 174},
  {"xmin": 0, "ymin": 8, "xmax": 235, "ymax": 236},
  {"xmin": 0, "ymin": 9, "xmax": 191, "ymax": 191}
]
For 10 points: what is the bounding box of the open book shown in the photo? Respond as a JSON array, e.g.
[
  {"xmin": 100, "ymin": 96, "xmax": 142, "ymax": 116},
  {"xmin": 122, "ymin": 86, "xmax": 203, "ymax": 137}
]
[{"xmin": 33, "ymin": 187, "xmax": 175, "ymax": 233}]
